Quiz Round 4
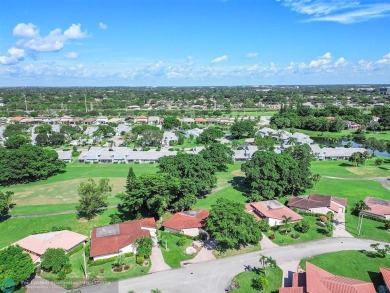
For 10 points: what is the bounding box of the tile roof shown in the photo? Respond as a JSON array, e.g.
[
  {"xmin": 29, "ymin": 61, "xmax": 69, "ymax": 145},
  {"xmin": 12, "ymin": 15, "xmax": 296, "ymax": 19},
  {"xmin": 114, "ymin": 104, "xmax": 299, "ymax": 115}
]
[
  {"xmin": 364, "ymin": 197, "xmax": 390, "ymax": 218},
  {"xmin": 162, "ymin": 210, "xmax": 209, "ymax": 230},
  {"xmin": 90, "ymin": 218, "xmax": 156, "ymax": 258},
  {"xmin": 288, "ymin": 194, "xmax": 347, "ymax": 211},
  {"xmin": 380, "ymin": 267, "xmax": 390, "ymax": 288},
  {"xmin": 14, "ymin": 230, "xmax": 87, "ymax": 256},
  {"xmin": 305, "ymin": 262, "xmax": 375, "ymax": 293},
  {"xmin": 246, "ymin": 200, "xmax": 303, "ymax": 221}
]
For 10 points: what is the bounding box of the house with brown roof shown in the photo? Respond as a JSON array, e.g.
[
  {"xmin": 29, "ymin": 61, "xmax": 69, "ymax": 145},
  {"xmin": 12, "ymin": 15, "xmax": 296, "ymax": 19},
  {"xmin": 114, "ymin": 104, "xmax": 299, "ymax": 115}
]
[
  {"xmin": 245, "ymin": 200, "xmax": 302, "ymax": 227},
  {"xmin": 363, "ymin": 197, "xmax": 390, "ymax": 219},
  {"xmin": 162, "ymin": 210, "xmax": 209, "ymax": 236},
  {"xmin": 280, "ymin": 262, "xmax": 376, "ymax": 293},
  {"xmin": 90, "ymin": 218, "xmax": 157, "ymax": 261},
  {"xmin": 380, "ymin": 267, "xmax": 390, "ymax": 292},
  {"xmin": 287, "ymin": 194, "xmax": 347, "ymax": 215},
  {"xmin": 14, "ymin": 230, "xmax": 87, "ymax": 263}
]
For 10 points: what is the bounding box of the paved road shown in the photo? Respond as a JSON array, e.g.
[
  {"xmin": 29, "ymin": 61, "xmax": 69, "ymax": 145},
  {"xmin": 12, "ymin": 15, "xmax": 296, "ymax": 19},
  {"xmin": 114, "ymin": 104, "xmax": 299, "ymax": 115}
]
[{"xmin": 79, "ymin": 237, "xmax": 384, "ymax": 293}]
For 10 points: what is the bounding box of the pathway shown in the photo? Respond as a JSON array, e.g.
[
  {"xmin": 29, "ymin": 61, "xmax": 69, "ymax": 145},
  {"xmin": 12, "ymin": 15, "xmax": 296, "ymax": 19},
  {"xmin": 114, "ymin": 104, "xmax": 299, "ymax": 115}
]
[
  {"xmin": 333, "ymin": 212, "xmax": 354, "ymax": 238},
  {"xmin": 149, "ymin": 246, "xmax": 171, "ymax": 273},
  {"xmin": 78, "ymin": 237, "xmax": 386, "ymax": 293},
  {"xmin": 10, "ymin": 205, "xmax": 117, "ymax": 218}
]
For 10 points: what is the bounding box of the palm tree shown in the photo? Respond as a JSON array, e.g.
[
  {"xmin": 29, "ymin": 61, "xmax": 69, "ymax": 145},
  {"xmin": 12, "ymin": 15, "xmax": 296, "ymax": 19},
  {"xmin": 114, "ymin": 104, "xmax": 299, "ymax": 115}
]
[
  {"xmin": 259, "ymin": 254, "xmax": 267, "ymax": 268},
  {"xmin": 266, "ymin": 256, "xmax": 277, "ymax": 269},
  {"xmin": 311, "ymin": 174, "xmax": 321, "ymax": 190},
  {"xmin": 281, "ymin": 215, "xmax": 292, "ymax": 234},
  {"xmin": 287, "ymin": 137, "xmax": 298, "ymax": 146},
  {"xmin": 353, "ymin": 200, "xmax": 371, "ymax": 216}
]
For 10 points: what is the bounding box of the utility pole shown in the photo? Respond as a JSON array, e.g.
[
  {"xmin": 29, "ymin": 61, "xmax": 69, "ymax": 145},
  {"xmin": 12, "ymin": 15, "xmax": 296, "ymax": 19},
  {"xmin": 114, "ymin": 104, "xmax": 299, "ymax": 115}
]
[
  {"xmin": 24, "ymin": 95, "xmax": 28, "ymax": 112},
  {"xmin": 82, "ymin": 251, "xmax": 88, "ymax": 279},
  {"xmin": 357, "ymin": 213, "xmax": 364, "ymax": 236}
]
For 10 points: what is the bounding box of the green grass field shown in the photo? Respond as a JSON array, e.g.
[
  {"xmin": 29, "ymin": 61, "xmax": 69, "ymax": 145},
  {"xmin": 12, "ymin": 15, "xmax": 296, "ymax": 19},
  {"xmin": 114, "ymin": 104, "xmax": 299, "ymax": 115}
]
[
  {"xmin": 300, "ymin": 250, "xmax": 390, "ymax": 288},
  {"xmin": 159, "ymin": 231, "xmax": 196, "ymax": 268},
  {"xmin": 311, "ymin": 159, "xmax": 390, "ymax": 178},
  {"xmin": 295, "ymin": 128, "xmax": 390, "ymax": 141},
  {"xmin": 264, "ymin": 216, "xmax": 327, "ymax": 246},
  {"xmin": 232, "ymin": 266, "xmax": 283, "ymax": 293},
  {"xmin": 193, "ymin": 186, "xmax": 247, "ymax": 210}
]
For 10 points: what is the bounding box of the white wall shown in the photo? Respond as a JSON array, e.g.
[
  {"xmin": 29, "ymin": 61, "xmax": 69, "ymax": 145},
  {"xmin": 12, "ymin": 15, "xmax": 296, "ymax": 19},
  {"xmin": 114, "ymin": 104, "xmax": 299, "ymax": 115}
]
[
  {"xmin": 164, "ymin": 227, "xmax": 199, "ymax": 236},
  {"xmin": 309, "ymin": 207, "xmax": 331, "ymax": 214},
  {"xmin": 93, "ymin": 252, "xmax": 119, "ymax": 261}
]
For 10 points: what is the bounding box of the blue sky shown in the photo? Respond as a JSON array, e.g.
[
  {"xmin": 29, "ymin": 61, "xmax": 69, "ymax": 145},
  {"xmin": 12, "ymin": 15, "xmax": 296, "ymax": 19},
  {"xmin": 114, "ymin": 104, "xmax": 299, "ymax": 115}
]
[{"xmin": 0, "ymin": 0, "xmax": 389, "ymax": 86}]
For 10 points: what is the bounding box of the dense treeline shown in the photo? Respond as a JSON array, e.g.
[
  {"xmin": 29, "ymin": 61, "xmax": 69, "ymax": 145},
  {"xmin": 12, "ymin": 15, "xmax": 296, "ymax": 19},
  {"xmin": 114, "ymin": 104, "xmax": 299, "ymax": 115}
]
[
  {"xmin": 271, "ymin": 105, "xmax": 377, "ymax": 132},
  {"xmin": 0, "ymin": 144, "xmax": 66, "ymax": 185},
  {"xmin": 0, "ymin": 86, "xmax": 388, "ymax": 117}
]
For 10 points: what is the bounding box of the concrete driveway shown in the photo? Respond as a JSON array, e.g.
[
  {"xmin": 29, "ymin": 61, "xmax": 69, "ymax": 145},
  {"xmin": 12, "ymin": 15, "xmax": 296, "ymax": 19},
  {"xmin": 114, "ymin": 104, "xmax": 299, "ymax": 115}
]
[
  {"xmin": 333, "ymin": 212, "xmax": 354, "ymax": 238},
  {"xmin": 149, "ymin": 246, "xmax": 171, "ymax": 273},
  {"xmin": 78, "ymin": 237, "xmax": 385, "ymax": 293}
]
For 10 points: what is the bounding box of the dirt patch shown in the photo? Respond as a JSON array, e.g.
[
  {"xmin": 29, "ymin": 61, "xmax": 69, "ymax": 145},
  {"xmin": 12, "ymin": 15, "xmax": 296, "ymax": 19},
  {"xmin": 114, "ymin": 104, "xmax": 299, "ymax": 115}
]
[
  {"xmin": 231, "ymin": 170, "xmax": 245, "ymax": 177},
  {"xmin": 13, "ymin": 177, "xmax": 126, "ymax": 206}
]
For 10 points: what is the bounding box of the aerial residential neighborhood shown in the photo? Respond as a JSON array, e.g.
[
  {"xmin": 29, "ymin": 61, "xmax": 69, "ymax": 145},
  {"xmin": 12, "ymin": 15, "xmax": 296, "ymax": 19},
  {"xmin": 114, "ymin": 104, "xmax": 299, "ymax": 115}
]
[{"xmin": 1, "ymin": 0, "xmax": 390, "ymax": 293}]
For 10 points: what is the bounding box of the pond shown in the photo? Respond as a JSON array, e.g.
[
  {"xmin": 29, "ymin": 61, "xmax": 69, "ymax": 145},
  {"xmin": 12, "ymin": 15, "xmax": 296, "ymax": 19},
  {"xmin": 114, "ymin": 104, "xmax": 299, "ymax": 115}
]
[{"xmin": 312, "ymin": 137, "xmax": 390, "ymax": 158}]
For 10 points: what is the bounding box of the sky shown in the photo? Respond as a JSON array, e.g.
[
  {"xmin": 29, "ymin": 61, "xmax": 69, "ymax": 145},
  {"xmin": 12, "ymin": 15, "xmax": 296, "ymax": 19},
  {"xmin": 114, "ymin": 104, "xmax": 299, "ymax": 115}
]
[{"xmin": 0, "ymin": 0, "xmax": 389, "ymax": 86}]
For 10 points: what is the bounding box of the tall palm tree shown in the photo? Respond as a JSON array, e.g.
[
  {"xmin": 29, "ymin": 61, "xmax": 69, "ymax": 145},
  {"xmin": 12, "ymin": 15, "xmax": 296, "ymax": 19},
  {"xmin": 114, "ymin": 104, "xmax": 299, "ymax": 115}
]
[{"xmin": 281, "ymin": 215, "xmax": 292, "ymax": 234}]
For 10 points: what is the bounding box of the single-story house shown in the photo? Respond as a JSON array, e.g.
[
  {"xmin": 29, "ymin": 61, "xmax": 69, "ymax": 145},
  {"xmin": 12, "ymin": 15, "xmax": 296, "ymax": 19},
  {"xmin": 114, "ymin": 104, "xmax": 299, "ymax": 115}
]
[
  {"xmin": 162, "ymin": 131, "xmax": 179, "ymax": 146},
  {"xmin": 147, "ymin": 116, "xmax": 161, "ymax": 124},
  {"xmin": 90, "ymin": 218, "xmax": 157, "ymax": 261},
  {"xmin": 287, "ymin": 194, "xmax": 347, "ymax": 214},
  {"xmin": 56, "ymin": 150, "xmax": 72, "ymax": 163},
  {"xmin": 245, "ymin": 200, "xmax": 302, "ymax": 227},
  {"xmin": 134, "ymin": 116, "xmax": 148, "ymax": 123},
  {"xmin": 233, "ymin": 146, "xmax": 258, "ymax": 162},
  {"xmin": 162, "ymin": 210, "xmax": 209, "ymax": 236},
  {"xmin": 95, "ymin": 116, "xmax": 108, "ymax": 124},
  {"xmin": 83, "ymin": 118, "xmax": 97, "ymax": 125},
  {"xmin": 279, "ymin": 262, "xmax": 376, "ymax": 293},
  {"xmin": 362, "ymin": 197, "xmax": 390, "ymax": 220},
  {"xmin": 14, "ymin": 230, "xmax": 87, "ymax": 263},
  {"xmin": 310, "ymin": 144, "xmax": 367, "ymax": 160}
]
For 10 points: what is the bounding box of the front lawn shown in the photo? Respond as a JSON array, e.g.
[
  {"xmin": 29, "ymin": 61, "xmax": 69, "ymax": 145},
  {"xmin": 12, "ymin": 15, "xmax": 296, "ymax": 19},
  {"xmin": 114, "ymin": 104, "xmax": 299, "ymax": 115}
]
[
  {"xmin": 213, "ymin": 242, "xmax": 261, "ymax": 259},
  {"xmin": 300, "ymin": 250, "xmax": 390, "ymax": 289},
  {"xmin": 41, "ymin": 249, "xmax": 150, "ymax": 289},
  {"xmin": 264, "ymin": 216, "xmax": 327, "ymax": 246},
  {"xmin": 159, "ymin": 231, "xmax": 197, "ymax": 268},
  {"xmin": 231, "ymin": 266, "xmax": 283, "ymax": 293},
  {"xmin": 193, "ymin": 186, "xmax": 247, "ymax": 210}
]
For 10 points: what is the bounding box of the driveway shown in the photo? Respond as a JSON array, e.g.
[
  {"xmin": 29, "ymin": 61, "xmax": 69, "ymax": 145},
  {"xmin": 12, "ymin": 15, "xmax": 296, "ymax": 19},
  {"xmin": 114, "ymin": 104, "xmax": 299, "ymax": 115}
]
[
  {"xmin": 333, "ymin": 212, "xmax": 354, "ymax": 238},
  {"xmin": 78, "ymin": 237, "xmax": 385, "ymax": 293},
  {"xmin": 149, "ymin": 246, "xmax": 171, "ymax": 273}
]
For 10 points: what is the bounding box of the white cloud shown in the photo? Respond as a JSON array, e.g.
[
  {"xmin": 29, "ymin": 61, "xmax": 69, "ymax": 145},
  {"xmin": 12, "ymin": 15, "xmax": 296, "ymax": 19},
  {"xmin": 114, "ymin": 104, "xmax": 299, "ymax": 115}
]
[
  {"xmin": 246, "ymin": 52, "xmax": 258, "ymax": 58},
  {"xmin": 277, "ymin": 0, "xmax": 390, "ymax": 24},
  {"xmin": 335, "ymin": 57, "xmax": 347, "ymax": 67},
  {"xmin": 211, "ymin": 55, "xmax": 229, "ymax": 64},
  {"xmin": 14, "ymin": 23, "xmax": 88, "ymax": 52},
  {"xmin": 13, "ymin": 23, "xmax": 39, "ymax": 38},
  {"xmin": 64, "ymin": 52, "xmax": 79, "ymax": 59},
  {"xmin": 0, "ymin": 47, "xmax": 25, "ymax": 65},
  {"xmin": 99, "ymin": 22, "xmax": 107, "ymax": 30},
  {"xmin": 309, "ymin": 52, "xmax": 332, "ymax": 68}
]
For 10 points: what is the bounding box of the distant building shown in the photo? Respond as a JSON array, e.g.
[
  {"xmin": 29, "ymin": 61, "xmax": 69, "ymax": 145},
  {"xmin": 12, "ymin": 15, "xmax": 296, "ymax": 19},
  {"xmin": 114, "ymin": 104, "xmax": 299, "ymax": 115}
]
[
  {"xmin": 287, "ymin": 194, "xmax": 347, "ymax": 214},
  {"xmin": 310, "ymin": 144, "xmax": 367, "ymax": 160},
  {"xmin": 362, "ymin": 197, "xmax": 390, "ymax": 220},
  {"xmin": 380, "ymin": 87, "xmax": 390, "ymax": 95}
]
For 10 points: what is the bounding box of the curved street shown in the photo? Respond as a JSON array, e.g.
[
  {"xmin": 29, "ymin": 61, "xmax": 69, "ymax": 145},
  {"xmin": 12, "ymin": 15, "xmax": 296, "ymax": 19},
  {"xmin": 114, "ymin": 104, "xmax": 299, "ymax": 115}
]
[{"xmin": 78, "ymin": 237, "xmax": 386, "ymax": 293}]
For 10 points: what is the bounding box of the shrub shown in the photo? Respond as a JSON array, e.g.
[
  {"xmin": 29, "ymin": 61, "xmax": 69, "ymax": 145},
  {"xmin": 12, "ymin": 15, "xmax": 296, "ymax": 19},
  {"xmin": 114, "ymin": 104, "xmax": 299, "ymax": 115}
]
[
  {"xmin": 57, "ymin": 271, "xmax": 66, "ymax": 280},
  {"xmin": 269, "ymin": 234, "xmax": 275, "ymax": 240},
  {"xmin": 113, "ymin": 266, "xmax": 123, "ymax": 272},
  {"xmin": 134, "ymin": 161, "xmax": 140, "ymax": 164},
  {"xmin": 176, "ymin": 238, "xmax": 187, "ymax": 246},
  {"xmin": 124, "ymin": 252, "xmax": 134, "ymax": 257},
  {"xmin": 319, "ymin": 215, "xmax": 328, "ymax": 223},
  {"xmin": 259, "ymin": 221, "xmax": 270, "ymax": 232},
  {"xmin": 124, "ymin": 265, "xmax": 130, "ymax": 270},
  {"xmin": 326, "ymin": 211, "xmax": 334, "ymax": 221},
  {"xmin": 294, "ymin": 220, "xmax": 310, "ymax": 233},
  {"xmin": 136, "ymin": 255, "xmax": 144, "ymax": 265},
  {"xmin": 88, "ymin": 256, "xmax": 117, "ymax": 267},
  {"xmin": 290, "ymin": 233, "xmax": 300, "ymax": 239}
]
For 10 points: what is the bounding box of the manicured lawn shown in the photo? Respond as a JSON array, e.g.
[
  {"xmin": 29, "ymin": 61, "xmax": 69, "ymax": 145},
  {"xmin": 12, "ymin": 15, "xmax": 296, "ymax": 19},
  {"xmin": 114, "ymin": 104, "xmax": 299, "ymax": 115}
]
[
  {"xmin": 264, "ymin": 216, "xmax": 327, "ymax": 246},
  {"xmin": 311, "ymin": 159, "xmax": 390, "ymax": 178},
  {"xmin": 213, "ymin": 242, "xmax": 261, "ymax": 259},
  {"xmin": 215, "ymin": 162, "xmax": 243, "ymax": 187},
  {"xmin": 292, "ymin": 128, "xmax": 390, "ymax": 141},
  {"xmin": 232, "ymin": 266, "xmax": 283, "ymax": 293},
  {"xmin": 230, "ymin": 110, "xmax": 277, "ymax": 117},
  {"xmin": 159, "ymin": 231, "xmax": 196, "ymax": 268},
  {"xmin": 41, "ymin": 249, "xmax": 150, "ymax": 289},
  {"xmin": 306, "ymin": 177, "xmax": 390, "ymax": 241},
  {"xmin": 0, "ymin": 208, "xmax": 115, "ymax": 248},
  {"xmin": 300, "ymin": 250, "xmax": 390, "ymax": 288},
  {"xmin": 193, "ymin": 186, "xmax": 248, "ymax": 210},
  {"xmin": 1, "ymin": 162, "xmax": 157, "ymax": 212}
]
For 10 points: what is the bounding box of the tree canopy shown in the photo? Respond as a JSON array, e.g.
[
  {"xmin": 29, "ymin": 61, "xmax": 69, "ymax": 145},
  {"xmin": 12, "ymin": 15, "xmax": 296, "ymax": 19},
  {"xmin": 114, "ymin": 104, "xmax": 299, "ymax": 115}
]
[
  {"xmin": 0, "ymin": 245, "xmax": 34, "ymax": 286},
  {"xmin": 206, "ymin": 198, "xmax": 262, "ymax": 251},
  {"xmin": 117, "ymin": 173, "xmax": 197, "ymax": 220},
  {"xmin": 196, "ymin": 127, "xmax": 224, "ymax": 144},
  {"xmin": 158, "ymin": 153, "xmax": 216, "ymax": 196},
  {"xmin": 199, "ymin": 142, "xmax": 234, "ymax": 171},
  {"xmin": 0, "ymin": 191, "xmax": 13, "ymax": 220},
  {"xmin": 162, "ymin": 116, "xmax": 180, "ymax": 130},
  {"xmin": 41, "ymin": 248, "xmax": 70, "ymax": 274},
  {"xmin": 76, "ymin": 178, "xmax": 112, "ymax": 220},
  {"xmin": 230, "ymin": 120, "xmax": 256, "ymax": 138},
  {"xmin": 4, "ymin": 135, "xmax": 29, "ymax": 149},
  {"xmin": 242, "ymin": 151, "xmax": 312, "ymax": 201},
  {"xmin": 0, "ymin": 144, "xmax": 66, "ymax": 186}
]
